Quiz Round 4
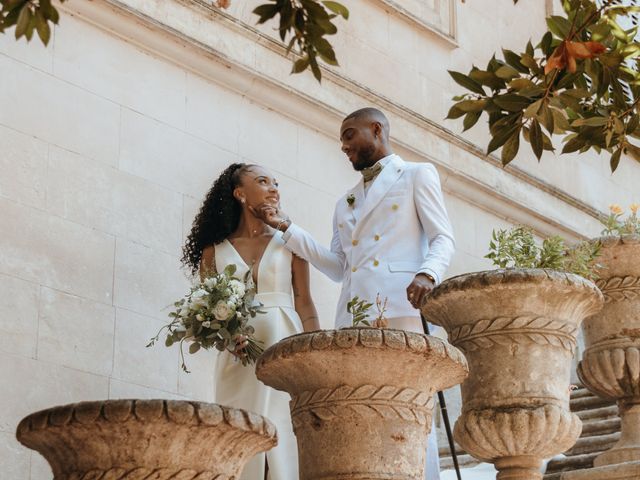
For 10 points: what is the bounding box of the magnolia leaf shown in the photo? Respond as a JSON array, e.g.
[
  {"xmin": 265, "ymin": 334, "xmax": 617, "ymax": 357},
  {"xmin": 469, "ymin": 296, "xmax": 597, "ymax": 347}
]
[
  {"xmin": 487, "ymin": 123, "xmax": 520, "ymax": 155},
  {"xmin": 449, "ymin": 70, "xmax": 486, "ymax": 95},
  {"xmin": 562, "ymin": 136, "xmax": 587, "ymax": 154},
  {"xmin": 502, "ymin": 49, "xmax": 529, "ymax": 73},
  {"xmin": 572, "ymin": 117, "xmax": 608, "ymax": 127},
  {"xmin": 610, "ymin": 148, "xmax": 623, "ymax": 172},
  {"xmin": 322, "ymin": 1, "xmax": 349, "ymax": 19},
  {"xmin": 446, "ymin": 105, "xmax": 466, "ymax": 120},
  {"xmin": 493, "ymin": 94, "xmax": 531, "ymax": 112},
  {"xmin": 463, "ymin": 111, "xmax": 482, "ymax": 131},
  {"xmin": 495, "ymin": 65, "xmax": 521, "ymax": 80},
  {"xmin": 501, "ymin": 129, "xmax": 521, "ymax": 166},
  {"xmin": 546, "ymin": 15, "xmax": 572, "ymax": 39},
  {"xmin": 14, "ymin": 4, "xmax": 31, "ymax": 39},
  {"xmin": 456, "ymin": 99, "xmax": 487, "ymax": 112},
  {"xmin": 538, "ymin": 102, "xmax": 555, "ymax": 135},
  {"xmin": 530, "ymin": 119, "xmax": 544, "ymax": 160},
  {"xmin": 292, "ymin": 57, "xmax": 310, "ymax": 73},
  {"xmin": 189, "ymin": 342, "xmax": 201, "ymax": 354},
  {"xmin": 626, "ymin": 143, "xmax": 640, "ymax": 162},
  {"xmin": 523, "ymin": 99, "xmax": 543, "ymax": 119}
]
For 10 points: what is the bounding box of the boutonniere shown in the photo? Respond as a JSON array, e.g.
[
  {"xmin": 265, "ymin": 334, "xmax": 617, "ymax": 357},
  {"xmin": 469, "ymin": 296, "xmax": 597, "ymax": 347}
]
[{"xmin": 346, "ymin": 194, "xmax": 355, "ymax": 208}]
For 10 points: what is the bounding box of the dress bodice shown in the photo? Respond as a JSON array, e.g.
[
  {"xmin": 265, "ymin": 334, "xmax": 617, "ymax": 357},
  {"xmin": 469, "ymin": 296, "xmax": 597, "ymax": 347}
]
[{"xmin": 214, "ymin": 232, "xmax": 294, "ymax": 298}]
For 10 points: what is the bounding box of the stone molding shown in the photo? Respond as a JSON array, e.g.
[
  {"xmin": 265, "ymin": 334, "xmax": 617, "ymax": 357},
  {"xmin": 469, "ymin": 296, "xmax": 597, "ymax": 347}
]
[
  {"xmin": 291, "ymin": 385, "xmax": 435, "ymax": 427},
  {"xmin": 455, "ymin": 404, "xmax": 582, "ymax": 461},
  {"xmin": 449, "ymin": 315, "xmax": 578, "ymax": 354},
  {"xmin": 578, "ymin": 339, "xmax": 640, "ymax": 399},
  {"xmin": 596, "ymin": 276, "xmax": 640, "ymax": 303},
  {"xmin": 17, "ymin": 399, "xmax": 276, "ymax": 437},
  {"xmin": 256, "ymin": 327, "xmax": 468, "ymax": 369},
  {"xmin": 371, "ymin": 0, "xmax": 458, "ymax": 44},
  {"xmin": 57, "ymin": 0, "xmax": 606, "ymax": 241},
  {"xmin": 54, "ymin": 469, "xmax": 230, "ymax": 480}
]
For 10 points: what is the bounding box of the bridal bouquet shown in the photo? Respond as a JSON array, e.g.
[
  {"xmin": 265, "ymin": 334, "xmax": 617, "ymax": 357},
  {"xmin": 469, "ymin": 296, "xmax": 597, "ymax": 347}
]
[{"xmin": 147, "ymin": 264, "xmax": 264, "ymax": 372}]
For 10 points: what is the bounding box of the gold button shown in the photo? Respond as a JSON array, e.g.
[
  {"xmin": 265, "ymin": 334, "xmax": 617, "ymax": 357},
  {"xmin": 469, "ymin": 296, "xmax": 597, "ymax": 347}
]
[
  {"xmin": 374, "ymin": 235, "xmax": 380, "ymax": 241},
  {"xmin": 392, "ymin": 204, "xmax": 399, "ymax": 210},
  {"xmin": 373, "ymin": 260, "xmax": 379, "ymax": 267},
  {"xmin": 352, "ymin": 239, "xmax": 359, "ymax": 246},
  {"xmin": 352, "ymin": 267, "xmax": 357, "ymax": 272},
  {"xmin": 338, "ymin": 223, "xmax": 344, "ymax": 228}
]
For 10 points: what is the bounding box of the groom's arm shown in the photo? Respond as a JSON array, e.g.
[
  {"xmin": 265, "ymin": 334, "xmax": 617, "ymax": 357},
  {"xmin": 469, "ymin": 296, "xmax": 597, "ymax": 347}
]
[
  {"xmin": 282, "ymin": 209, "xmax": 347, "ymax": 283},
  {"xmin": 413, "ymin": 163, "xmax": 455, "ymax": 285}
]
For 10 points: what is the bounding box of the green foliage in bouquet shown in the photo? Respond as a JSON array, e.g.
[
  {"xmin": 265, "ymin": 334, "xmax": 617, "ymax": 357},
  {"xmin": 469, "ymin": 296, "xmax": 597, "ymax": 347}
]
[
  {"xmin": 448, "ymin": 0, "xmax": 640, "ymax": 171},
  {"xmin": 148, "ymin": 264, "xmax": 264, "ymax": 372},
  {"xmin": 486, "ymin": 225, "xmax": 601, "ymax": 279},
  {"xmin": 348, "ymin": 294, "xmax": 389, "ymax": 328},
  {"xmin": 601, "ymin": 202, "xmax": 640, "ymax": 234}
]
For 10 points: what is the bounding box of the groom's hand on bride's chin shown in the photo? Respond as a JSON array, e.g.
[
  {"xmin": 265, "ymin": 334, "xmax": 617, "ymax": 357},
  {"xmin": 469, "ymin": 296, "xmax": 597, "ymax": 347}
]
[{"xmin": 252, "ymin": 203, "xmax": 289, "ymax": 229}]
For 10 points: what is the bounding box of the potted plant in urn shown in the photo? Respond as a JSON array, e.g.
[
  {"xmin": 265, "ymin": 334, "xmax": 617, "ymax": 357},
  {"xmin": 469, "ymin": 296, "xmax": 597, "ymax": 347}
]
[
  {"xmin": 564, "ymin": 204, "xmax": 640, "ymax": 479},
  {"xmin": 422, "ymin": 226, "xmax": 604, "ymax": 480},
  {"xmin": 255, "ymin": 297, "xmax": 469, "ymax": 480}
]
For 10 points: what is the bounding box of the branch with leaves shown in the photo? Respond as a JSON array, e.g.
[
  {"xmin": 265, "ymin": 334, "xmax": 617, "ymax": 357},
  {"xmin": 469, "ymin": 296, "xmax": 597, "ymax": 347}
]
[
  {"xmin": 0, "ymin": 0, "xmax": 348, "ymax": 82},
  {"xmin": 253, "ymin": 0, "xmax": 348, "ymax": 81},
  {"xmin": 449, "ymin": 0, "xmax": 640, "ymax": 172}
]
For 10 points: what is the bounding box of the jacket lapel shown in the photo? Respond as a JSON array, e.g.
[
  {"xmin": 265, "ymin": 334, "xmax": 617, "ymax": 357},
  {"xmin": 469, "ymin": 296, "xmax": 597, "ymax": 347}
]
[{"xmin": 356, "ymin": 155, "xmax": 404, "ymax": 226}]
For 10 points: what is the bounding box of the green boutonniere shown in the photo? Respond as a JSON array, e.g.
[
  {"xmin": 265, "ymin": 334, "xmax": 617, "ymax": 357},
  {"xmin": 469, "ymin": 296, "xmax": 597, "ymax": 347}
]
[{"xmin": 347, "ymin": 194, "xmax": 355, "ymax": 207}]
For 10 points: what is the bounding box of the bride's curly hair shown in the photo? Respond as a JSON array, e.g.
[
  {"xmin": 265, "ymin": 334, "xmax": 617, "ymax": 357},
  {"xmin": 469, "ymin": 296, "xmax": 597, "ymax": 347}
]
[{"xmin": 182, "ymin": 163, "xmax": 255, "ymax": 275}]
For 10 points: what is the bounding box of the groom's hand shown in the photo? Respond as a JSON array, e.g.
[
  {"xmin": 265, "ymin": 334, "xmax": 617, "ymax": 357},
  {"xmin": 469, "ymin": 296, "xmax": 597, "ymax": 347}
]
[
  {"xmin": 406, "ymin": 273, "xmax": 435, "ymax": 309},
  {"xmin": 251, "ymin": 203, "xmax": 290, "ymax": 231}
]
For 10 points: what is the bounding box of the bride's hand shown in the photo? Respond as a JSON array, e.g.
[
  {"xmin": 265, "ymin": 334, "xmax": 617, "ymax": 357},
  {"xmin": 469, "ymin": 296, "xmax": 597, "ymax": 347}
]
[{"xmin": 231, "ymin": 335, "xmax": 249, "ymax": 359}]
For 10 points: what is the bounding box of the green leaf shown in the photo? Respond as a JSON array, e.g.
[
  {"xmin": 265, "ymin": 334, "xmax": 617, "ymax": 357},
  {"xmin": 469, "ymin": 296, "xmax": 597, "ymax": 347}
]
[
  {"xmin": 488, "ymin": 123, "xmax": 520, "ymax": 155},
  {"xmin": 189, "ymin": 342, "xmax": 201, "ymax": 354},
  {"xmin": 448, "ymin": 70, "xmax": 485, "ymax": 95},
  {"xmin": 495, "ymin": 65, "xmax": 521, "ymax": 80},
  {"xmin": 322, "ymin": 1, "xmax": 349, "ymax": 19},
  {"xmin": 253, "ymin": 4, "xmax": 279, "ymax": 24},
  {"xmin": 35, "ymin": 10, "xmax": 50, "ymax": 45},
  {"xmin": 501, "ymin": 129, "xmax": 521, "ymax": 166},
  {"xmin": 291, "ymin": 56, "xmax": 309, "ymax": 74},
  {"xmin": 538, "ymin": 102, "xmax": 554, "ymax": 135},
  {"xmin": 493, "ymin": 94, "xmax": 531, "ymax": 112},
  {"xmin": 14, "ymin": 4, "xmax": 31, "ymax": 39},
  {"xmin": 445, "ymin": 104, "xmax": 466, "ymax": 120},
  {"xmin": 463, "ymin": 111, "xmax": 482, "ymax": 132},
  {"xmin": 571, "ymin": 117, "xmax": 608, "ymax": 127},
  {"xmin": 530, "ymin": 119, "xmax": 543, "ymax": 160},
  {"xmin": 546, "ymin": 15, "xmax": 572, "ymax": 39},
  {"xmin": 502, "ymin": 49, "xmax": 529, "ymax": 73},
  {"xmin": 456, "ymin": 99, "xmax": 487, "ymax": 112},
  {"xmin": 562, "ymin": 136, "xmax": 587, "ymax": 154},
  {"xmin": 314, "ymin": 37, "xmax": 338, "ymax": 65},
  {"xmin": 470, "ymin": 69, "xmax": 505, "ymax": 89},
  {"xmin": 523, "ymin": 99, "xmax": 543, "ymax": 119},
  {"xmin": 610, "ymin": 148, "xmax": 622, "ymax": 172}
]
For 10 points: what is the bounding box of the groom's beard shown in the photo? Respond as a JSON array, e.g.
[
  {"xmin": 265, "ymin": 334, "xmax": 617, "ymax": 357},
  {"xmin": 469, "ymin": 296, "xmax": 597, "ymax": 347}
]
[{"xmin": 351, "ymin": 145, "xmax": 377, "ymax": 171}]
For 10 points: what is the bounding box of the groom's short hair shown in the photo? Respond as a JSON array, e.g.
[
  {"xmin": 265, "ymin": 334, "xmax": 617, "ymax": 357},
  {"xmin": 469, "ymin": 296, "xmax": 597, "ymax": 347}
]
[{"xmin": 343, "ymin": 108, "xmax": 390, "ymax": 139}]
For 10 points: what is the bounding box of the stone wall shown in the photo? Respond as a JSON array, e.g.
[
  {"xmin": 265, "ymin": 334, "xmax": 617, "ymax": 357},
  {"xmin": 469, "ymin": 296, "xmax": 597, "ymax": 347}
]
[{"xmin": 1, "ymin": 0, "xmax": 638, "ymax": 477}]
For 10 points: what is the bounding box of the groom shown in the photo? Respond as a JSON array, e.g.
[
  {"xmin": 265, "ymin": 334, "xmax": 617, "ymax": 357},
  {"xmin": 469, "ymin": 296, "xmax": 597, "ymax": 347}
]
[
  {"xmin": 258, "ymin": 107, "xmax": 455, "ymax": 331},
  {"xmin": 255, "ymin": 107, "xmax": 455, "ymax": 478}
]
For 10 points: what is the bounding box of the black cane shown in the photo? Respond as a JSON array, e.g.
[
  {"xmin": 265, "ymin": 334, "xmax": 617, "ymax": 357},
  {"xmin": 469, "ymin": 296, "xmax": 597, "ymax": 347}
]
[{"xmin": 421, "ymin": 313, "xmax": 462, "ymax": 480}]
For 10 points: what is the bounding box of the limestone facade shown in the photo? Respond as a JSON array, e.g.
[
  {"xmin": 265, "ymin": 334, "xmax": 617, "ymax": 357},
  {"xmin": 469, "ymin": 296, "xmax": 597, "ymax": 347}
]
[{"xmin": 1, "ymin": 0, "xmax": 639, "ymax": 477}]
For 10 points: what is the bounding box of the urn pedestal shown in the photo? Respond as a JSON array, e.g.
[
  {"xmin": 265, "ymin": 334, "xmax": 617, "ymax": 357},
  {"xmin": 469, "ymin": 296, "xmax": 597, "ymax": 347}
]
[
  {"xmin": 563, "ymin": 235, "xmax": 640, "ymax": 480},
  {"xmin": 423, "ymin": 269, "xmax": 604, "ymax": 480},
  {"xmin": 255, "ymin": 328, "xmax": 468, "ymax": 480},
  {"xmin": 16, "ymin": 399, "xmax": 277, "ymax": 479}
]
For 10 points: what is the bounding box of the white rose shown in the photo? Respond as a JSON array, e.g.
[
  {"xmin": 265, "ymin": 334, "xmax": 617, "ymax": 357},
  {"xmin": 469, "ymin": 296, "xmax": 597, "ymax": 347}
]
[
  {"xmin": 179, "ymin": 305, "xmax": 190, "ymax": 317},
  {"xmin": 204, "ymin": 277, "xmax": 217, "ymax": 289},
  {"xmin": 229, "ymin": 280, "xmax": 246, "ymax": 297},
  {"xmin": 228, "ymin": 294, "xmax": 240, "ymax": 306},
  {"xmin": 196, "ymin": 314, "xmax": 204, "ymax": 322},
  {"xmin": 213, "ymin": 301, "xmax": 233, "ymax": 321},
  {"xmin": 202, "ymin": 321, "xmax": 211, "ymax": 328}
]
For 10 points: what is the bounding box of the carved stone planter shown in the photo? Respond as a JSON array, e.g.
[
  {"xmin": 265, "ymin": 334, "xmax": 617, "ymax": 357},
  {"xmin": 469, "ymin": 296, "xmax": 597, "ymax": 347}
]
[
  {"xmin": 563, "ymin": 235, "xmax": 640, "ymax": 480},
  {"xmin": 16, "ymin": 399, "xmax": 277, "ymax": 479},
  {"xmin": 423, "ymin": 269, "xmax": 604, "ymax": 480},
  {"xmin": 255, "ymin": 328, "xmax": 468, "ymax": 480}
]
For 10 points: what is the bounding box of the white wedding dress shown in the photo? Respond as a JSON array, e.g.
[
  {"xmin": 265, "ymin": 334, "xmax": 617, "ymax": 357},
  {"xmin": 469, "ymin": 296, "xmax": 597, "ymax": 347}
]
[{"xmin": 214, "ymin": 233, "xmax": 302, "ymax": 480}]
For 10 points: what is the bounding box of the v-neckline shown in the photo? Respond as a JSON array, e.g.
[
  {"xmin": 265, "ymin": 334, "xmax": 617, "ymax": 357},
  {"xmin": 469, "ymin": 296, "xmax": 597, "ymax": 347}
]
[{"xmin": 224, "ymin": 234, "xmax": 277, "ymax": 291}]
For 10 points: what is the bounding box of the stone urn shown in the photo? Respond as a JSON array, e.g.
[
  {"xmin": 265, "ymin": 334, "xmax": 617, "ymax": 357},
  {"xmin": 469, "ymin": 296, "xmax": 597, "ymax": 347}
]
[
  {"xmin": 563, "ymin": 235, "xmax": 640, "ymax": 479},
  {"xmin": 16, "ymin": 399, "xmax": 277, "ymax": 479},
  {"xmin": 422, "ymin": 269, "xmax": 604, "ymax": 480},
  {"xmin": 255, "ymin": 327, "xmax": 468, "ymax": 480}
]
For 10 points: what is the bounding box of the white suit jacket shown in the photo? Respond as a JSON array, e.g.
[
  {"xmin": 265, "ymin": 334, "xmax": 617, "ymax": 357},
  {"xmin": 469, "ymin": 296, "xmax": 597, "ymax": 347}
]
[{"xmin": 283, "ymin": 154, "xmax": 455, "ymax": 328}]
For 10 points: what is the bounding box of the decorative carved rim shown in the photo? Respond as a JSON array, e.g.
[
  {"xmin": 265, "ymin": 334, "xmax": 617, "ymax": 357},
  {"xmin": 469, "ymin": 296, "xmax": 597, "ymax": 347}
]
[
  {"xmin": 596, "ymin": 276, "xmax": 640, "ymax": 303},
  {"xmin": 56, "ymin": 468, "xmax": 232, "ymax": 479},
  {"xmin": 256, "ymin": 328, "xmax": 468, "ymax": 370},
  {"xmin": 291, "ymin": 385, "xmax": 435, "ymax": 427},
  {"xmin": 592, "ymin": 234, "xmax": 640, "ymax": 248},
  {"xmin": 449, "ymin": 316, "xmax": 578, "ymax": 353},
  {"xmin": 426, "ymin": 268, "xmax": 601, "ymax": 302},
  {"xmin": 17, "ymin": 399, "xmax": 277, "ymax": 440}
]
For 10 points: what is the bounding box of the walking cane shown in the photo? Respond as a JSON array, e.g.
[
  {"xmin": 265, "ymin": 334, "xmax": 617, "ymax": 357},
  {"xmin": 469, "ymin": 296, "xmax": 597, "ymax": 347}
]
[{"xmin": 420, "ymin": 313, "xmax": 462, "ymax": 480}]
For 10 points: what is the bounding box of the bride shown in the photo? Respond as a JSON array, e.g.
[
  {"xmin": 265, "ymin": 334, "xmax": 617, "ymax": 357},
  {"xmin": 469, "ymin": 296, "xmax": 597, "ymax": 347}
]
[{"xmin": 181, "ymin": 162, "xmax": 320, "ymax": 480}]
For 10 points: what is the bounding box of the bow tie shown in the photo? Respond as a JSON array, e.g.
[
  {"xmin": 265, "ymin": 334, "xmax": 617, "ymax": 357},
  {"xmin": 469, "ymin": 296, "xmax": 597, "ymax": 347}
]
[{"xmin": 361, "ymin": 162, "xmax": 384, "ymax": 183}]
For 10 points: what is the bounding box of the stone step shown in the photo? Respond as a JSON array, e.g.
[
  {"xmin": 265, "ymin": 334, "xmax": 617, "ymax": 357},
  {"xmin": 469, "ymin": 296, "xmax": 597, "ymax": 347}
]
[
  {"xmin": 566, "ymin": 432, "xmax": 620, "ymax": 456},
  {"xmin": 570, "ymin": 394, "xmax": 616, "ymax": 412},
  {"xmin": 545, "ymin": 452, "xmax": 598, "ymax": 474},
  {"xmin": 576, "ymin": 404, "xmax": 619, "ymax": 422},
  {"xmin": 580, "ymin": 417, "xmax": 621, "ymax": 437},
  {"xmin": 569, "ymin": 387, "xmax": 591, "ymax": 400}
]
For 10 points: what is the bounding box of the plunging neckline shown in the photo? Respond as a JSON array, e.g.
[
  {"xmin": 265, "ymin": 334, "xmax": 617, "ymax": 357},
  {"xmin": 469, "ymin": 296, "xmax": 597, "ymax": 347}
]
[{"xmin": 224, "ymin": 234, "xmax": 277, "ymax": 292}]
